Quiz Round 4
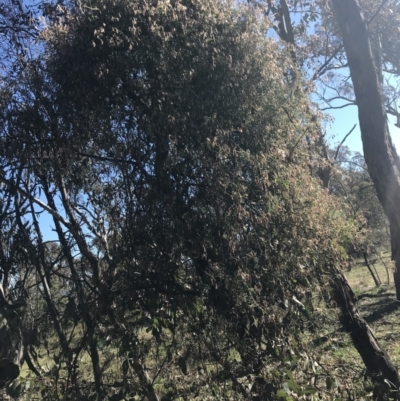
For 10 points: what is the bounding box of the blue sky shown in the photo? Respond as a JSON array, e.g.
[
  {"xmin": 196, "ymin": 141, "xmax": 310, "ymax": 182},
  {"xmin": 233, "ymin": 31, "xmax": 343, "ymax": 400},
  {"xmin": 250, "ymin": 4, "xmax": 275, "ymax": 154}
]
[{"xmin": 326, "ymin": 103, "xmax": 400, "ymax": 154}]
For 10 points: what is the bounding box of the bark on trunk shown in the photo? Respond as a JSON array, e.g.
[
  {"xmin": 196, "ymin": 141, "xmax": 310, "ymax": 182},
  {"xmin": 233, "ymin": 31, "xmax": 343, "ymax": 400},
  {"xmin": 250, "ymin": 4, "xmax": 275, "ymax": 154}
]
[
  {"xmin": 363, "ymin": 252, "xmax": 381, "ymax": 287},
  {"xmin": 391, "ymin": 223, "xmax": 400, "ymax": 297},
  {"xmin": 330, "ymin": 0, "xmax": 400, "ymax": 300},
  {"xmin": 89, "ymin": 336, "xmax": 103, "ymax": 400},
  {"xmin": 330, "ymin": 270, "xmax": 399, "ymax": 387},
  {"xmin": 0, "ymin": 315, "xmax": 24, "ymax": 388}
]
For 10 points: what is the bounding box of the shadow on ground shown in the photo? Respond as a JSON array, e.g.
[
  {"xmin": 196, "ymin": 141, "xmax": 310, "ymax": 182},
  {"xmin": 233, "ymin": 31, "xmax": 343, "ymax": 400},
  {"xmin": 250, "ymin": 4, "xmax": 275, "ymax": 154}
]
[{"xmin": 360, "ymin": 297, "xmax": 400, "ymax": 323}]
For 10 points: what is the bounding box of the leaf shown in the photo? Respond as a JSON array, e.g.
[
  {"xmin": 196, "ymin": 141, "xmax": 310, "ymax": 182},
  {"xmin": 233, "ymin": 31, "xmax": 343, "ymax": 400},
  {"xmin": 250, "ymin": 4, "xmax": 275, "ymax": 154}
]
[
  {"xmin": 292, "ymin": 295, "xmax": 312, "ymax": 319},
  {"xmin": 286, "ymin": 370, "xmax": 294, "ymax": 381},
  {"xmin": 285, "ymin": 371, "xmax": 301, "ymax": 395},
  {"xmin": 304, "ymin": 386, "xmax": 318, "ymax": 395},
  {"xmin": 287, "ymin": 379, "xmax": 301, "ymax": 394},
  {"xmin": 178, "ymin": 356, "xmax": 188, "ymax": 375},
  {"xmin": 282, "ymin": 382, "xmax": 291, "ymax": 395},
  {"xmin": 193, "ymin": 302, "xmax": 203, "ymax": 313},
  {"xmin": 326, "ymin": 376, "xmax": 334, "ymax": 390},
  {"xmin": 300, "ymin": 306, "xmax": 313, "ymax": 320},
  {"xmin": 122, "ymin": 360, "xmax": 129, "ymax": 375}
]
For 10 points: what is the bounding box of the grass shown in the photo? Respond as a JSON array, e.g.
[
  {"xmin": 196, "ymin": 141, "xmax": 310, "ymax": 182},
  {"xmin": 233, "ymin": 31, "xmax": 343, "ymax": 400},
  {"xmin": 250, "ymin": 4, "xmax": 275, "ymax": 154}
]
[{"xmin": 346, "ymin": 250, "xmax": 393, "ymax": 290}]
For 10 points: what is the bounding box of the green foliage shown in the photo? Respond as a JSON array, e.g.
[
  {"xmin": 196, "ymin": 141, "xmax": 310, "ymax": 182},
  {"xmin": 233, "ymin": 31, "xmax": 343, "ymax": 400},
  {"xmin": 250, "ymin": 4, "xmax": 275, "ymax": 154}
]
[
  {"xmin": 330, "ymin": 146, "xmax": 389, "ymax": 254},
  {"xmin": 0, "ymin": 0, "xmax": 366, "ymax": 399}
]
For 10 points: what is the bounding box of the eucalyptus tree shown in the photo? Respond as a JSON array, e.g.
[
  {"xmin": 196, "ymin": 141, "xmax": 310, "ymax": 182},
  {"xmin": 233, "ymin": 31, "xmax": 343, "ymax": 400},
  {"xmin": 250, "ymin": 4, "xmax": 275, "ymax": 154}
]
[
  {"xmin": 327, "ymin": 0, "xmax": 400, "ymax": 308},
  {"xmin": 251, "ymin": 0, "xmax": 400, "ymax": 303},
  {"xmin": 0, "ymin": 0, "xmax": 386, "ymax": 399}
]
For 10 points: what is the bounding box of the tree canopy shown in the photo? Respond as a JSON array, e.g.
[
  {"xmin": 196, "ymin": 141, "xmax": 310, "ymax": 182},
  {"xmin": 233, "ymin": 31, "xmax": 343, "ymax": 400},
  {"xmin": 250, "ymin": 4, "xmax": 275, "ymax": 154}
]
[{"xmin": 0, "ymin": 0, "xmax": 399, "ymax": 400}]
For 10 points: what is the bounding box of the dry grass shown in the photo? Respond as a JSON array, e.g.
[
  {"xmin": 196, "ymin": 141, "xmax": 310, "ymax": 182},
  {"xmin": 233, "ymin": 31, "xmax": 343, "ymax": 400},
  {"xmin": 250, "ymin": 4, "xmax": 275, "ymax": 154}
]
[{"xmin": 345, "ymin": 250, "xmax": 394, "ymax": 290}]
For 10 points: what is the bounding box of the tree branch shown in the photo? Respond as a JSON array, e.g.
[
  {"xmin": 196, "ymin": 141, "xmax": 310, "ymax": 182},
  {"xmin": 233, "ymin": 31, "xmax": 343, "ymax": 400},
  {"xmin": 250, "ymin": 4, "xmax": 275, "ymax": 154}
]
[
  {"xmin": 313, "ymin": 45, "xmax": 344, "ymax": 80},
  {"xmin": 334, "ymin": 124, "xmax": 357, "ymax": 160},
  {"xmin": 0, "ymin": 175, "xmax": 72, "ymax": 229}
]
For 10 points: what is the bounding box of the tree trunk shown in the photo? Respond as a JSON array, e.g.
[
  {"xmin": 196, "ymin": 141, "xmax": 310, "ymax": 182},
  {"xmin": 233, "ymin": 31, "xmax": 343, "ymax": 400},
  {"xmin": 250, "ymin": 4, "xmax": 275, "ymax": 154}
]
[
  {"xmin": 330, "ymin": 270, "xmax": 399, "ymax": 387},
  {"xmin": 363, "ymin": 252, "xmax": 381, "ymax": 287},
  {"xmin": 391, "ymin": 224, "xmax": 400, "ymax": 296},
  {"xmin": 330, "ymin": 0, "xmax": 400, "ymax": 300},
  {"xmin": 0, "ymin": 315, "xmax": 24, "ymax": 388},
  {"xmin": 268, "ymin": 0, "xmax": 400, "ymax": 386}
]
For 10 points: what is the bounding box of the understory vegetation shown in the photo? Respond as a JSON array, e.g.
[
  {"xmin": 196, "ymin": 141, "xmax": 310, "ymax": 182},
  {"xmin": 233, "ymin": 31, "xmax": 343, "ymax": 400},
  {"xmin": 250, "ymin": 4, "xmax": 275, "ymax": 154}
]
[{"xmin": 9, "ymin": 254, "xmax": 400, "ymax": 401}]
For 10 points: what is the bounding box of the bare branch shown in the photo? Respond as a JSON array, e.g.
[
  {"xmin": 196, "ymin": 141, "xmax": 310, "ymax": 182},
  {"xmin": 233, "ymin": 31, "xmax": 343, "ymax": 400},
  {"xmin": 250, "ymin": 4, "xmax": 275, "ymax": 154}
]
[
  {"xmin": 313, "ymin": 45, "xmax": 344, "ymax": 80},
  {"xmin": 334, "ymin": 124, "xmax": 357, "ymax": 160},
  {"xmin": 0, "ymin": 175, "xmax": 72, "ymax": 229},
  {"xmin": 367, "ymin": 0, "xmax": 392, "ymax": 24},
  {"xmin": 321, "ymin": 102, "xmax": 356, "ymax": 111}
]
